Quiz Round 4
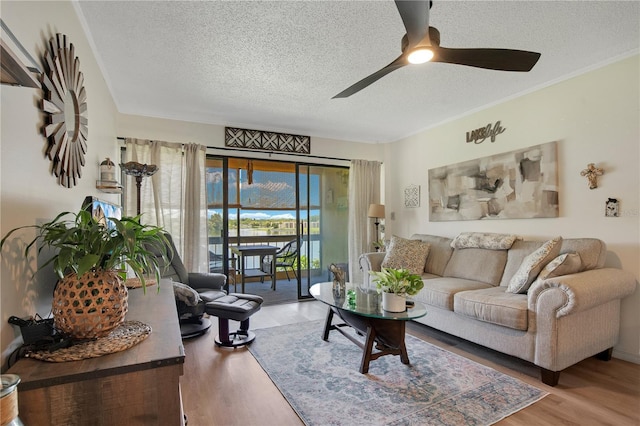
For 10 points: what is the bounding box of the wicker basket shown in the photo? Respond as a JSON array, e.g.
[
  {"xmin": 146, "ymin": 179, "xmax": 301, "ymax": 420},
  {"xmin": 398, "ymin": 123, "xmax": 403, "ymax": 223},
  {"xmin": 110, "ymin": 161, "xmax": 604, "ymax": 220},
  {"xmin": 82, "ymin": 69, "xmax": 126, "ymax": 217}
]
[{"xmin": 52, "ymin": 269, "xmax": 128, "ymax": 339}]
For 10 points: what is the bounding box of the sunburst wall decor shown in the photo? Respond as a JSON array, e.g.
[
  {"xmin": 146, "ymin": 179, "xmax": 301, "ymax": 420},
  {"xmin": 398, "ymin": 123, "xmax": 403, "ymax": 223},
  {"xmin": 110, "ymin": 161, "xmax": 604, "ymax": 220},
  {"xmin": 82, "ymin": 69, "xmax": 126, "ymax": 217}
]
[{"xmin": 41, "ymin": 34, "xmax": 88, "ymax": 188}]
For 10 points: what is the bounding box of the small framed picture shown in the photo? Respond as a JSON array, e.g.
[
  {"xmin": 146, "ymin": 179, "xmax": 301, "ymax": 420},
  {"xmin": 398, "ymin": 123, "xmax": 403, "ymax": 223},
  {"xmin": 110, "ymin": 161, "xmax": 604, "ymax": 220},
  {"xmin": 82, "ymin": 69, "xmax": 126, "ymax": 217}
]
[
  {"xmin": 404, "ymin": 185, "xmax": 420, "ymax": 208},
  {"xmin": 605, "ymin": 198, "xmax": 619, "ymax": 217}
]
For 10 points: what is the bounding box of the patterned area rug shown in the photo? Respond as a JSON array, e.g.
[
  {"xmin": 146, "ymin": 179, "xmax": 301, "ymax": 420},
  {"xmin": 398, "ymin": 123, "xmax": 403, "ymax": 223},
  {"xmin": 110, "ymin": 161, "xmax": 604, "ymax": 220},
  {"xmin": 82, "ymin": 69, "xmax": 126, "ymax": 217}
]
[{"xmin": 248, "ymin": 320, "xmax": 547, "ymax": 425}]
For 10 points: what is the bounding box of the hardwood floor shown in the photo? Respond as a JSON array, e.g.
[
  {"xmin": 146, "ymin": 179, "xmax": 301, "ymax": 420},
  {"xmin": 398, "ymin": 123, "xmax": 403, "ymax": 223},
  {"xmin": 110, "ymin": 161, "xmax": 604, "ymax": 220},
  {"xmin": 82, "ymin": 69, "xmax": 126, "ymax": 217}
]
[{"xmin": 181, "ymin": 301, "xmax": 640, "ymax": 426}]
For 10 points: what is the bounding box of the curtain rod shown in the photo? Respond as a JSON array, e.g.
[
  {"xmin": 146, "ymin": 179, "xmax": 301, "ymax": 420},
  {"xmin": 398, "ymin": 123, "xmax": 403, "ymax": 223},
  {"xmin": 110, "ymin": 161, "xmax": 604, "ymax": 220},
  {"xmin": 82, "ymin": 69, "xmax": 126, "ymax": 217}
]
[{"xmin": 117, "ymin": 137, "xmax": 354, "ymax": 162}]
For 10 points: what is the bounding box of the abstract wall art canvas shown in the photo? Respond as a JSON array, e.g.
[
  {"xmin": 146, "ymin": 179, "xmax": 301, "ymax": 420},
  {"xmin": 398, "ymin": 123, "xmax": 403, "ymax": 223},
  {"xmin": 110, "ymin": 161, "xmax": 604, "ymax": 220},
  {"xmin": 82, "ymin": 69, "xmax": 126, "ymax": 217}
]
[{"xmin": 428, "ymin": 142, "xmax": 558, "ymax": 221}]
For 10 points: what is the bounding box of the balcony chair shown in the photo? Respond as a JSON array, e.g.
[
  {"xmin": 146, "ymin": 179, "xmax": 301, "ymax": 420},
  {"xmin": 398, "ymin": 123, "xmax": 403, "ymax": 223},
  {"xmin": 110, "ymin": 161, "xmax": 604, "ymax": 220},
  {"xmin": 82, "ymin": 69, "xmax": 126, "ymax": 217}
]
[
  {"xmin": 261, "ymin": 239, "xmax": 299, "ymax": 285},
  {"xmin": 153, "ymin": 234, "xmax": 263, "ymax": 346},
  {"xmin": 209, "ymin": 250, "xmax": 237, "ymax": 287}
]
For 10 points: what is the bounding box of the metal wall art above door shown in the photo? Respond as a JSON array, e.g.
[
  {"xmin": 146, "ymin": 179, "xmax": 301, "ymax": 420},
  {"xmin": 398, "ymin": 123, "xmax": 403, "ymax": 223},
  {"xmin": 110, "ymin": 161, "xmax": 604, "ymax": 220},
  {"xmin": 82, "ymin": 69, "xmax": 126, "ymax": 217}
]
[{"xmin": 225, "ymin": 127, "xmax": 310, "ymax": 155}]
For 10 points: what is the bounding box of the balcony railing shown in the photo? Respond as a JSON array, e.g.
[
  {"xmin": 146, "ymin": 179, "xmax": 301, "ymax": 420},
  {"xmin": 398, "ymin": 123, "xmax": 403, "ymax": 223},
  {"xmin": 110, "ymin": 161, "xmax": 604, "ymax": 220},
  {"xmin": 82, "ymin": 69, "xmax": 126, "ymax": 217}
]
[{"xmin": 208, "ymin": 234, "xmax": 320, "ymax": 272}]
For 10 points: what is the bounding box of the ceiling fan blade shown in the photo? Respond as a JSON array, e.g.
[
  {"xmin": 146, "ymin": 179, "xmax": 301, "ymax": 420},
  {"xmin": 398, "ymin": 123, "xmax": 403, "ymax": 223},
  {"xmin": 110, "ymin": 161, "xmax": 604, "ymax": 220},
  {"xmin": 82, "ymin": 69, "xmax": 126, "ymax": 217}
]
[
  {"xmin": 394, "ymin": 0, "xmax": 430, "ymax": 47},
  {"xmin": 333, "ymin": 55, "xmax": 408, "ymax": 98},
  {"xmin": 433, "ymin": 47, "xmax": 541, "ymax": 72}
]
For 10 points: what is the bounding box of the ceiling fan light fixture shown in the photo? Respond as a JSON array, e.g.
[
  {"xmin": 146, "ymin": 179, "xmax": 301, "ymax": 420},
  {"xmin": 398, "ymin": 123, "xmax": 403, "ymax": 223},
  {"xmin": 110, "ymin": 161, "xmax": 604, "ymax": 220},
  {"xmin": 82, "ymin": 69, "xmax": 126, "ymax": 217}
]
[{"xmin": 408, "ymin": 48, "xmax": 434, "ymax": 64}]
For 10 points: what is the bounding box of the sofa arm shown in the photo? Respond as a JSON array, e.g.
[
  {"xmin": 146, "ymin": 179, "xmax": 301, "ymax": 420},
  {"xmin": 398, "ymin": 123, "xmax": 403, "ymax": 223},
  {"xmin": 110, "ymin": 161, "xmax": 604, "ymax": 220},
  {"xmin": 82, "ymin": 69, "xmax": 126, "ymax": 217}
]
[
  {"xmin": 528, "ymin": 268, "xmax": 637, "ymax": 317},
  {"xmin": 188, "ymin": 272, "xmax": 227, "ymax": 290},
  {"xmin": 359, "ymin": 252, "xmax": 386, "ymax": 289},
  {"xmin": 359, "ymin": 252, "xmax": 386, "ymax": 274}
]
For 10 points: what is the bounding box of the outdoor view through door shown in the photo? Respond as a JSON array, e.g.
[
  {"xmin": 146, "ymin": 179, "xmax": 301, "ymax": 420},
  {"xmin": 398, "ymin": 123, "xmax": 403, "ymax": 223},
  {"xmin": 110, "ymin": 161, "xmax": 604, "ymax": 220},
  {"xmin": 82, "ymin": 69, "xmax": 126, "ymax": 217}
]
[{"xmin": 206, "ymin": 157, "xmax": 350, "ymax": 305}]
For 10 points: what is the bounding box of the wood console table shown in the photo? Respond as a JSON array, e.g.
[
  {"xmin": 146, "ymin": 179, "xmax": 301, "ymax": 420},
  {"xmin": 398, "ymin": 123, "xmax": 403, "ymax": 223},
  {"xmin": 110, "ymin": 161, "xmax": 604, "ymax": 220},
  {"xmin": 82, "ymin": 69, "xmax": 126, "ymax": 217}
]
[{"xmin": 6, "ymin": 279, "xmax": 185, "ymax": 425}]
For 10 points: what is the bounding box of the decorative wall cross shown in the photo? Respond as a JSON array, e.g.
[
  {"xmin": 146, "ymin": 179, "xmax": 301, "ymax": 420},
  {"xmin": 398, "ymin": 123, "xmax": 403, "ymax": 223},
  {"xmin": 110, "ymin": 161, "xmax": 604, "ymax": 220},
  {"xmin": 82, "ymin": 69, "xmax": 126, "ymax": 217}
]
[{"xmin": 580, "ymin": 163, "xmax": 604, "ymax": 189}]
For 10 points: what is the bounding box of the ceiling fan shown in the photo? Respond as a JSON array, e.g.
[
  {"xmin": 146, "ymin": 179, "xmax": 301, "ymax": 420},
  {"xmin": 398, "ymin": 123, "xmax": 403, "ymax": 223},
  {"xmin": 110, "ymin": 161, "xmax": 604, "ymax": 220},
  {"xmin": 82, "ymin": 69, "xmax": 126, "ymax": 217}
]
[{"xmin": 333, "ymin": 0, "xmax": 541, "ymax": 98}]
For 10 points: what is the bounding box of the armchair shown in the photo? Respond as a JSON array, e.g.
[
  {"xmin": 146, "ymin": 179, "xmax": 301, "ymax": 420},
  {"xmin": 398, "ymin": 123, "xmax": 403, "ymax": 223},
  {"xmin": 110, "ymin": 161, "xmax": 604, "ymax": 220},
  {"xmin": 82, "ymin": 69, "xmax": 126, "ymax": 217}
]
[
  {"xmin": 151, "ymin": 233, "xmax": 227, "ymax": 338},
  {"xmin": 153, "ymin": 233, "xmax": 264, "ymax": 346}
]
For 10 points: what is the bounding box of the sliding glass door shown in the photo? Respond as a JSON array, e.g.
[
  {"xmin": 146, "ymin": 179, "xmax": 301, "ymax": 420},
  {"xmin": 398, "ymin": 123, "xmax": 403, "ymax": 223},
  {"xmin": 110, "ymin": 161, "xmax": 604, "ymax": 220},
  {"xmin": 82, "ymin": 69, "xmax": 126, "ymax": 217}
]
[
  {"xmin": 205, "ymin": 157, "xmax": 232, "ymax": 284},
  {"xmin": 205, "ymin": 156, "xmax": 348, "ymax": 301},
  {"xmin": 298, "ymin": 165, "xmax": 350, "ymax": 297}
]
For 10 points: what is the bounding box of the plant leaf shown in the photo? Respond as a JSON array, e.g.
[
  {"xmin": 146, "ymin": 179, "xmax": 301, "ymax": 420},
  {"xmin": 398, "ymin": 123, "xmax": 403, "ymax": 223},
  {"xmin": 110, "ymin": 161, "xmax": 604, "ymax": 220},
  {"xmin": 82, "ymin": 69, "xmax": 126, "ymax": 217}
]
[{"xmin": 77, "ymin": 254, "xmax": 100, "ymax": 276}]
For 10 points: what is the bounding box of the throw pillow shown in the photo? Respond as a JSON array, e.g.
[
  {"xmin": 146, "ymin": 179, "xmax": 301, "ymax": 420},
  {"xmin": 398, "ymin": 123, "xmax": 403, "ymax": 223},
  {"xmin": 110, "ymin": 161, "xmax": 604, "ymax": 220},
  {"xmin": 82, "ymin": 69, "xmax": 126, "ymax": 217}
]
[
  {"xmin": 173, "ymin": 281, "xmax": 201, "ymax": 307},
  {"xmin": 451, "ymin": 232, "xmax": 519, "ymax": 250},
  {"xmin": 507, "ymin": 236, "xmax": 562, "ymax": 294},
  {"xmin": 381, "ymin": 235, "xmax": 430, "ymax": 275},
  {"xmin": 533, "ymin": 253, "xmax": 582, "ymax": 284}
]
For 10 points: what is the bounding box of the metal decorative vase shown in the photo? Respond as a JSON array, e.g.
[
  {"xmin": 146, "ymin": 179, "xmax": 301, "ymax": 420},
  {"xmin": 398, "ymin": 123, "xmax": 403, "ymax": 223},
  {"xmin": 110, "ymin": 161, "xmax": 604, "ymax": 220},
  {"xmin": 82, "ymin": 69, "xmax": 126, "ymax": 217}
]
[
  {"xmin": 330, "ymin": 263, "xmax": 346, "ymax": 299},
  {"xmin": 332, "ymin": 279, "xmax": 346, "ymax": 298},
  {"xmin": 52, "ymin": 269, "xmax": 128, "ymax": 339}
]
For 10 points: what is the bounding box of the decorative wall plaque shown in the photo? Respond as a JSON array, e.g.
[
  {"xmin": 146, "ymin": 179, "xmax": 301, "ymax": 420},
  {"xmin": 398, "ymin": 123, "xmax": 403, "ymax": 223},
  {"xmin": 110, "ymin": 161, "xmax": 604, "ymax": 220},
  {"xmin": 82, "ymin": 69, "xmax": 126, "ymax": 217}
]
[
  {"xmin": 605, "ymin": 198, "xmax": 619, "ymax": 217},
  {"xmin": 225, "ymin": 127, "xmax": 310, "ymax": 155},
  {"xmin": 404, "ymin": 185, "xmax": 420, "ymax": 208},
  {"xmin": 466, "ymin": 121, "xmax": 505, "ymax": 144},
  {"xmin": 41, "ymin": 34, "xmax": 88, "ymax": 188}
]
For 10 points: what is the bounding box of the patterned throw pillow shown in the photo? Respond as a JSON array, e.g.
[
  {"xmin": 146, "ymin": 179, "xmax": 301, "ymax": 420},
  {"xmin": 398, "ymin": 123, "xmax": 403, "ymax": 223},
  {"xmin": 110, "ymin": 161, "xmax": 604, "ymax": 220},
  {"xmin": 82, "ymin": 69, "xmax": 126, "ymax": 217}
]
[
  {"xmin": 173, "ymin": 281, "xmax": 201, "ymax": 307},
  {"xmin": 533, "ymin": 253, "xmax": 582, "ymax": 285},
  {"xmin": 507, "ymin": 237, "xmax": 562, "ymax": 294},
  {"xmin": 451, "ymin": 232, "xmax": 519, "ymax": 250},
  {"xmin": 381, "ymin": 236, "xmax": 430, "ymax": 275}
]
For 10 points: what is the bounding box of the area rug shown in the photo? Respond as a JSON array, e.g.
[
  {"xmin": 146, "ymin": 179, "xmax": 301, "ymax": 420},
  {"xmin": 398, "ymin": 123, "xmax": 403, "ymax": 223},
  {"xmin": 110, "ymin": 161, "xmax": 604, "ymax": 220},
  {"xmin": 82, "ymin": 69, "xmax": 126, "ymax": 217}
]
[{"xmin": 248, "ymin": 320, "xmax": 547, "ymax": 425}]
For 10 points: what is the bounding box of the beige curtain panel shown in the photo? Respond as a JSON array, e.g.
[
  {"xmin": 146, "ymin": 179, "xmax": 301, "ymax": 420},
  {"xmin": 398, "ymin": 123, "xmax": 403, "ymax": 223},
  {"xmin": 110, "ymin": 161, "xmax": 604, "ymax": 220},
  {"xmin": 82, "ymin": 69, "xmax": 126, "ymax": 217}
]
[
  {"xmin": 348, "ymin": 159, "xmax": 382, "ymax": 286},
  {"xmin": 124, "ymin": 138, "xmax": 208, "ymax": 272}
]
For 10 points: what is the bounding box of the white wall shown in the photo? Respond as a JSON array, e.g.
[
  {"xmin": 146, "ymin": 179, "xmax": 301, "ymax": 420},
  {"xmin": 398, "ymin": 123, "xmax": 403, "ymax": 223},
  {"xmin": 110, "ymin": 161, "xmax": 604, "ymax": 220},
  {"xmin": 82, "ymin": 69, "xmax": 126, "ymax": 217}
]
[
  {"xmin": 117, "ymin": 113, "xmax": 383, "ymax": 165},
  {"xmin": 0, "ymin": 1, "xmax": 120, "ymax": 367},
  {"xmin": 383, "ymin": 55, "xmax": 640, "ymax": 362}
]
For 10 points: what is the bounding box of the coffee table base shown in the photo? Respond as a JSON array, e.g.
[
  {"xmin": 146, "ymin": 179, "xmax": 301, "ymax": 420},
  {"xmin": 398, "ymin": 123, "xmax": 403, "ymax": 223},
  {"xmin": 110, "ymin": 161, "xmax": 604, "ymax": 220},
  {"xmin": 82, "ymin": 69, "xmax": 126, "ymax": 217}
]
[{"xmin": 322, "ymin": 306, "xmax": 410, "ymax": 374}]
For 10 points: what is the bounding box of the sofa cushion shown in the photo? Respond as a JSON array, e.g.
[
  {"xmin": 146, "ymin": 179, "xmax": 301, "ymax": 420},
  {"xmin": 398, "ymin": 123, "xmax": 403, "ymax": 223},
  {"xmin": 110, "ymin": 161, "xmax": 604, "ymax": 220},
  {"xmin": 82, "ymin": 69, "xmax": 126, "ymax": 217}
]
[
  {"xmin": 410, "ymin": 234, "xmax": 453, "ymax": 276},
  {"xmin": 507, "ymin": 237, "xmax": 562, "ymax": 293},
  {"xmin": 559, "ymin": 238, "xmax": 606, "ymax": 271},
  {"xmin": 413, "ymin": 277, "xmax": 492, "ymax": 311},
  {"xmin": 533, "ymin": 253, "xmax": 582, "ymax": 284},
  {"xmin": 443, "ymin": 248, "xmax": 508, "ymax": 286},
  {"xmin": 420, "ymin": 272, "xmax": 442, "ymax": 280},
  {"xmin": 500, "ymin": 238, "xmax": 606, "ymax": 287},
  {"xmin": 499, "ymin": 240, "xmax": 543, "ymax": 287},
  {"xmin": 381, "ymin": 235, "xmax": 430, "ymax": 275},
  {"xmin": 451, "ymin": 232, "xmax": 519, "ymax": 250},
  {"xmin": 454, "ymin": 287, "xmax": 529, "ymax": 331}
]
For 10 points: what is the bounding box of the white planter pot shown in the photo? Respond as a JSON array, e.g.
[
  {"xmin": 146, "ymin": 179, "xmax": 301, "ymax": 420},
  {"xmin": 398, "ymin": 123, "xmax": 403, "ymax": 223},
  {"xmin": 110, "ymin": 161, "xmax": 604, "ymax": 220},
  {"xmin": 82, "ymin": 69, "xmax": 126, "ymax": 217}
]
[{"xmin": 382, "ymin": 292, "xmax": 406, "ymax": 312}]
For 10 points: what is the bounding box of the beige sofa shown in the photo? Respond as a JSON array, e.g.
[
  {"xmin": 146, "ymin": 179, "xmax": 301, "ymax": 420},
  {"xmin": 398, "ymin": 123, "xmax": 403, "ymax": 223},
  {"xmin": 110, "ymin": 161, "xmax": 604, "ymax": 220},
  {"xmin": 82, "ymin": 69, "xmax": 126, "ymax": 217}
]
[{"xmin": 359, "ymin": 233, "xmax": 637, "ymax": 386}]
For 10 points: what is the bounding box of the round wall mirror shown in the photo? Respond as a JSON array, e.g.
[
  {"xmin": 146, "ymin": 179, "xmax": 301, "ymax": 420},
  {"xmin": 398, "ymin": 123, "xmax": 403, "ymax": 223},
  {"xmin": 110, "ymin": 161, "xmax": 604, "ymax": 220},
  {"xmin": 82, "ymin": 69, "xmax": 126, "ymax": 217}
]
[{"xmin": 63, "ymin": 89, "xmax": 80, "ymax": 142}]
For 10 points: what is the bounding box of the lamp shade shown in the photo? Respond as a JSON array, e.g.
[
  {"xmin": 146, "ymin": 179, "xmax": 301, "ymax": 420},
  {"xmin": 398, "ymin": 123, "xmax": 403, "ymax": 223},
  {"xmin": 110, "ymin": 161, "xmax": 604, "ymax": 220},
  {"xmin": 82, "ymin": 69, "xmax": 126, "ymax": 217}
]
[{"xmin": 368, "ymin": 204, "xmax": 385, "ymax": 219}]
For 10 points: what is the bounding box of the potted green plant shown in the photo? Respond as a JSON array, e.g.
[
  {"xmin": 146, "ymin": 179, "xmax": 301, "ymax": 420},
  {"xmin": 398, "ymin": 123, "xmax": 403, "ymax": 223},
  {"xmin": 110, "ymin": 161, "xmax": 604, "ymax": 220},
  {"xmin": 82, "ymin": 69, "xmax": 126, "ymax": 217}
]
[
  {"xmin": 0, "ymin": 209, "xmax": 170, "ymax": 339},
  {"xmin": 369, "ymin": 267, "xmax": 424, "ymax": 312}
]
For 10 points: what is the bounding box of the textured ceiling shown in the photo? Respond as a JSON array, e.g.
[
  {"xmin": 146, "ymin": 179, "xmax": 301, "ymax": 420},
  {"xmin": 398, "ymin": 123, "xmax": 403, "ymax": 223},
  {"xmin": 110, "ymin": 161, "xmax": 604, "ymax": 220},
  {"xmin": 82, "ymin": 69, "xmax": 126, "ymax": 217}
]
[{"xmin": 76, "ymin": 1, "xmax": 639, "ymax": 143}]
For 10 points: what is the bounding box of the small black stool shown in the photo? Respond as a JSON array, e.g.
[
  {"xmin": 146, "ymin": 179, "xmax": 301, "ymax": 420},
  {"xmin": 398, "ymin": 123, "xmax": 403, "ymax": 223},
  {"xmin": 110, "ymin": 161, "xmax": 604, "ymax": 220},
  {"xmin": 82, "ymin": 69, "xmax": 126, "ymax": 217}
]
[{"xmin": 205, "ymin": 293, "xmax": 263, "ymax": 347}]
